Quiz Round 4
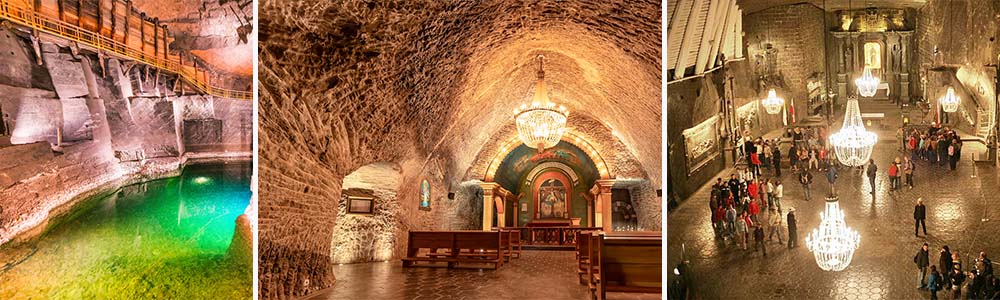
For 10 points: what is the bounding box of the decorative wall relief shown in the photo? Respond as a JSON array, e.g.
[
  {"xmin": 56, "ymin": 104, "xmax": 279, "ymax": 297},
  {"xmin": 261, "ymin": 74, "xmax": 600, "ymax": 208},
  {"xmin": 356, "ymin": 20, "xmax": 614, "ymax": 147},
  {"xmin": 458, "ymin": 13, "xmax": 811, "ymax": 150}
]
[{"xmin": 682, "ymin": 116, "xmax": 720, "ymax": 175}]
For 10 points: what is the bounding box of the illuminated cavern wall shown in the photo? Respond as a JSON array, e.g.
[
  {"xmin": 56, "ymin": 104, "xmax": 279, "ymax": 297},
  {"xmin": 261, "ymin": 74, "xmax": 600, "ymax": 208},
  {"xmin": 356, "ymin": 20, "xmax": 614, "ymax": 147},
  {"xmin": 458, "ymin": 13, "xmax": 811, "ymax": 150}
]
[{"xmin": 0, "ymin": 28, "xmax": 252, "ymax": 246}]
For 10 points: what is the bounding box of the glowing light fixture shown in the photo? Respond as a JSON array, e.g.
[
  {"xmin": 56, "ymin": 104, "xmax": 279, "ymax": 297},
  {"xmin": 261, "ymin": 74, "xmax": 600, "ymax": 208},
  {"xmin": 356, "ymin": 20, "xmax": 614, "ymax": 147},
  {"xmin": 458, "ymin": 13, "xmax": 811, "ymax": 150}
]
[
  {"xmin": 761, "ymin": 89, "xmax": 784, "ymax": 114},
  {"xmin": 940, "ymin": 87, "xmax": 960, "ymax": 113},
  {"xmin": 806, "ymin": 196, "xmax": 861, "ymax": 271},
  {"xmin": 855, "ymin": 66, "xmax": 880, "ymax": 97},
  {"xmin": 193, "ymin": 176, "xmax": 211, "ymax": 184},
  {"xmin": 514, "ymin": 55, "xmax": 569, "ymax": 151},
  {"xmin": 829, "ymin": 97, "xmax": 877, "ymax": 166}
]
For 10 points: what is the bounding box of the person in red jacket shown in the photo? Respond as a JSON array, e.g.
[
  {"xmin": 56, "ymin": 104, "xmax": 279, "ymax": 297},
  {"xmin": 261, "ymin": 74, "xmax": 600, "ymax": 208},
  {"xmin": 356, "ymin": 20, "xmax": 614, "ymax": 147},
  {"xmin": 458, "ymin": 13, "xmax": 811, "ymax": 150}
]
[
  {"xmin": 747, "ymin": 179, "xmax": 759, "ymax": 201},
  {"xmin": 888, "ymin": 159, "xmax": 900, "ymax": 192},
  {"xmin": 748, "ymin": 197, "xmax": 761, "ymax": 224}
]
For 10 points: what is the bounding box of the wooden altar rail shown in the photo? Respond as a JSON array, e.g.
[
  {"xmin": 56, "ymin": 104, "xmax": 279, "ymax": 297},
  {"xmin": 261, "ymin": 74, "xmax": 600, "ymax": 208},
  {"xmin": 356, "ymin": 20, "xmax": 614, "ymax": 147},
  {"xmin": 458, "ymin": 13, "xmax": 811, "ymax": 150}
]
[
  {"xmin": 497, "ymin": 227, "xmax": 603, "ymax": 246},
  {"xmin": 0, "ymin": 0, "xmax": 252, "ymax": 100}
]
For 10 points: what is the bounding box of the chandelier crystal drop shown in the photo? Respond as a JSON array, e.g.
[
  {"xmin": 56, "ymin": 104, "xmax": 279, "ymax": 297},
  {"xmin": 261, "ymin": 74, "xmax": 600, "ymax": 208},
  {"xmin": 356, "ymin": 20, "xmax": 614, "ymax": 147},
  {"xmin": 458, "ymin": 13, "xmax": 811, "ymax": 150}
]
[
  {"xmin": 761, "ymin": 89, "xmax": 784, "ymax": 114},
  {"xmin": 829, "ymin": 97, "xmax": 877, "ymax": 167},
  {"xmin": 940, "ymin": 87, "xmax": 960, "ymax": 113},
  {"xmin": 855, "ymin": 66, "xmax": 880, "ymax": 98},
  {"xmin": 514, "ymin": 55, "xmax": 569, "ymax": 151},
  {"xmin": 806, "ymin": 197, "xmax": 861, "ymax": 271}
]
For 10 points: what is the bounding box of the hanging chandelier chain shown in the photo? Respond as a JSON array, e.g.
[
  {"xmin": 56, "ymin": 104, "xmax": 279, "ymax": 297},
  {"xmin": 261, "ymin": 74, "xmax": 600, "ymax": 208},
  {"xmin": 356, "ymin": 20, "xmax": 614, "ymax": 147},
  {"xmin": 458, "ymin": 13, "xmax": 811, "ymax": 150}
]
[{"xmin": 537, "ymin": 55, "xmax": 546, "ymax": 80}]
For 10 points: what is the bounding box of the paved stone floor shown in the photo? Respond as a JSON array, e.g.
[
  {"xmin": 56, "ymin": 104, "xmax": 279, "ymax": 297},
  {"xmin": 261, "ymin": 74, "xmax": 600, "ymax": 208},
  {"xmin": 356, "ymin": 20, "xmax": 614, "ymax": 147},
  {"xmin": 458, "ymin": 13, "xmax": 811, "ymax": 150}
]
[
  {"xmin": 668, "ymin": 134, "xmax": 1000, "ymax": 299},
  {"xmin": 307, "ymin": 250, "xmax": 660, "ymax": 300}
]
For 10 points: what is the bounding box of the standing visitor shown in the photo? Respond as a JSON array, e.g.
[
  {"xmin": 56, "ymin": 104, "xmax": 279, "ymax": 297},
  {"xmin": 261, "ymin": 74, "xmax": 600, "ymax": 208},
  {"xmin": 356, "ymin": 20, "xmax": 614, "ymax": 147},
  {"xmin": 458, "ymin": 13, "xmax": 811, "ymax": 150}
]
[
  {"xmin": 766, "ymin": 179, "xmax": 775, "ymax": 209},
  {"xmin": 888, "ymin": 158, "xmax": 900, "ymax": 192},
  {"xmin": 978, "ymin": 252, "xmax": 993, "ymax": 278},
  {"xmin": 952, "ymin": 266, "xmax": 966, "ymax": 300},
  {"xmin": 787, "ymin": 208, "xmax": 797, "ymax": 249},
  {"xmin": 903, "ymin": 156, "xmax": 915, "ymax": 189},
  {"xmin": 799, "ymin": 170, "xmax": 814, "ymax": 201},
  {"xmin": 747, "ymin": 179, "xmax": 759, "ymax": 202},
  {"xmin": 948, "ymin": 139, "xmax": 959, "ymax": 171},
  {"xmin": 915, "ymin": 198, "xmax": 928, "ymax": 237},
  {"xmin": 753, "ymin": 224, "xmax": 766, "ymax": 256},
  {"xmin": 767, "ymin": 207, "xmax": 784, "ymax": 244},
  {"xmin": 773, "ymin": 144, "xmax": 782, "ymax": 177},
  {"xmin": 826, "ymin": 164, "xmax": 838, "ymax": 196},
  {"xmin": 725, "ymin": 205, "xmax": 737, "ymax": 242},
  {"xmin": 763, "ymin": 141, "xmax": 773, "ymax": 174},
  {"xmin": 929, "ymin": 265, "xmax": 941, "ymax": 299},
  {"xmin": 789, "ymin": 143, "xmax": 799, "ymax": 172},
  {"xmin": 808, "ymin": 148, "xmax": 819, "ymax": 170},
  {"xmin": 750, "ymin": 147, "xmax": 762, "ymax": 178},
  {"xmin": 748, "ymin": 196, "xmax": 761, "ymax": 224},
  {"xmin": 712, "ymin": 205, "xmax": 725, "ymax": 239},
  {"xmin": 938, "ymin": 136, "xmax": 948, "ymax": 166},
  {"xmin": 867, "ymin": 159, "xmax": 878, "ymax": 194},
  {"xmin": 729, "ymin": 174, "xmax": 741, "ymax": 201},
  {"xmin": 916, "ymin": 243, "xmax": 931, "ymax": 289},
  {"xmin": 940, "ymin": 245, "xmax": 954, "ymax": 290},
  {"xmin": 735, "ymin": 211, "xmax": 749, "ymax": 250},
  {"xmin": 773, "ymin": 180, "xmax": 784, "ymax": 211}
]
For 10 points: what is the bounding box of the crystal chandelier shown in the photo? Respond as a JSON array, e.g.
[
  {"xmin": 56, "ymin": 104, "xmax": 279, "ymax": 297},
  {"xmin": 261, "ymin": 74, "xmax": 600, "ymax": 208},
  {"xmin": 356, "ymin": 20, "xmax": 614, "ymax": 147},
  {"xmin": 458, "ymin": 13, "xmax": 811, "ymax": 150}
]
[
  {"xmin": 940, "ymin": 87, "xmax": 960, "ymax": 113},
  {"xmin": 761, "ymin": 89, "xmax": 784, "ymax": 114},
  {"xmin": 855, "ymin": 66, "xmax": 880, "ymax": 98},
  {"xmin": 514, "ymin": 55, "xmax": 569, "ymax": 151},
  {"xmin": 807, "ymin": 196, "xmax": 861, "ymax": 271},
  {"xmin": 829, "ymin": 97, "xmax": 877, "ymax": 166}
]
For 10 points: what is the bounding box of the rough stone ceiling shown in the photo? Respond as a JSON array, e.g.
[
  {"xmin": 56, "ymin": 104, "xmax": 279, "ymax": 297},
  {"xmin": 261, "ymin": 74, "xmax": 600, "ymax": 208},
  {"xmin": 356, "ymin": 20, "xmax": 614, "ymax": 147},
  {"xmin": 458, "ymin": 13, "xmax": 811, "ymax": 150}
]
[
  {"xmin": 737, "ymin": 0, "xmax": 926, "ymax": 13},
  {"xmin": 132, "ymin": 0, "xmax": 254, "ymax": 76},
  {"xmin": 259, "ymin": 0, "xmax": 662, "ymax": 186}
]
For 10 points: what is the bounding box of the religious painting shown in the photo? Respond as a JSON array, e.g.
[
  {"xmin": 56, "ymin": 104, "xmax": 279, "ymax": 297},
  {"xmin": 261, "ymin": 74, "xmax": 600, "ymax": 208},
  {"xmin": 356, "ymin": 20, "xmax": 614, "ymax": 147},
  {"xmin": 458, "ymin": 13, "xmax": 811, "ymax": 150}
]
[
  {"xmin": 682, "ymin": 116, "xmax": 720, "ymax": 175},
  {"xmin": 419, "ymin": 179, "xmax": 431, "ymax": 211},
  {"xmin": 347, "ymin": 196, "xmax": 374, "ymax": 214},
  {"xmin": 511, "ymin": 148, "xmax": 583, "ymax": 174},
  {"xmin": 864, "ymin": 42, "xmax": 881, "ymax": 69},
  {"xmin": 533, "ymin": 170, "xmax": 571, "ymax": 220},
  {"xmin": 537, "ymin": 179, "xmax": 568, "ymax": 219}
]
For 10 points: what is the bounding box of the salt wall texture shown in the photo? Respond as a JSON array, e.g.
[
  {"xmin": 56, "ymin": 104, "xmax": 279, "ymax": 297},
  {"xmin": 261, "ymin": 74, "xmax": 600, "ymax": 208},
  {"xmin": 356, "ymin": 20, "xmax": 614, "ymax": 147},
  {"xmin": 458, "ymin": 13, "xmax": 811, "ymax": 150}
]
[
  {"xmin": 742, "ymin": 3, "xmax": 826, "ymax": 123},
  {"xmin": 916, "ymin": 0, "xmax": 999, "ymax": 132},
  {"xmin": 0, "ymin": 28, "xmax": 253, "ymax": 247},
  {"xmin": 258, "ymin": 0, "xmax": 662, "ymax": 298}
]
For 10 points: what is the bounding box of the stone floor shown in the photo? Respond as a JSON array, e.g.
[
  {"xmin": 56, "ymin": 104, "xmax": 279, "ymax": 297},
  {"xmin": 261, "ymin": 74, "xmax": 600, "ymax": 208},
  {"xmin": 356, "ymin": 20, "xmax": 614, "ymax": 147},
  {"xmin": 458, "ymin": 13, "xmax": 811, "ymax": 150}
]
[
  {"xmin": 667, "ymin": 134, "xmax": 1000, "ymax": 299},
  {"xmin": 306, "ymin": 250, "xmax": 660, "ymax": 300}
]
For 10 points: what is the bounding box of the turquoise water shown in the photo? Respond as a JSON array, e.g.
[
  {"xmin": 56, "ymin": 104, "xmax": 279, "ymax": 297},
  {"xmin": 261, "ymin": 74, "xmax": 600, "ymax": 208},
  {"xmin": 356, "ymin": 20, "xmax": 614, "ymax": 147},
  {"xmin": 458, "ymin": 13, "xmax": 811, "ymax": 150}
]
[{"xmin": 0, "ymin": 162, "xmax": 252, "ymax": 299}]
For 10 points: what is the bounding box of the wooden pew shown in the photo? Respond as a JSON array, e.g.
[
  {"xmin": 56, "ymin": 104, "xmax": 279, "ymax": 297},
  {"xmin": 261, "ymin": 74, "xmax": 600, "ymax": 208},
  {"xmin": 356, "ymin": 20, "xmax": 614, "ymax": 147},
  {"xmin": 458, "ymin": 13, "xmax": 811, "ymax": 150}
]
[
  {"xmin": 402, "ymin": 231, "xmax": 503, "ymax": 269},
  {"xmin": 594, "ymin": 232, "xmax": 662, "ymax": 300},
  {"xmin": 575, "ymin": 230, "xmax": 598, "ymax": 284},
  {"xmin": 402, "ymin": 231, "xmax": 455, "ymax": 268},
  {"xmin": 509, "ymin": 230, "xmax": 522, "ymax": 258}
]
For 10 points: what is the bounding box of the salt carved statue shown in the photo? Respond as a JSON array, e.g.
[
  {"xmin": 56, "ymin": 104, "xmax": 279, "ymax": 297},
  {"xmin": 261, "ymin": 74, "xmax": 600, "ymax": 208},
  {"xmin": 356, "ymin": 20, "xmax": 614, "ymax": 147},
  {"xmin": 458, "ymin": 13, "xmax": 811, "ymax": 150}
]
[
  {"xmin": 892, "ymin": 44, "xmax": 902, "ymax": 72},
  {"xmin": 845, "ymin": 45, "xmax": 853, "ymax": 72}
]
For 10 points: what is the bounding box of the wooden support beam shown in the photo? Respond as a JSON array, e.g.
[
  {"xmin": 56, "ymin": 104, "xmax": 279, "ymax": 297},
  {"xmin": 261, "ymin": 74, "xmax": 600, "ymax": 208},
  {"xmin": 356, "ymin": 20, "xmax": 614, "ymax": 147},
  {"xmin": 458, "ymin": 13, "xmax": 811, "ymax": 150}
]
[
  {"xmin": 673, "ymin": 0, "xmax": 706, "ymax": 80},
  {"xmin": 124, "ymin": 0, "xmax": 130, "ymax": 46},
  {"xmin": 58, "ymin": 0, "xmax": 65, "ymax": 22},
  {"xmin": 707, "ymin": 0, "xmax": 733, "ymax": 69},
  {"xmin": 695, "ymin": 0, "xmax": 721, "ymax": 74},
  {"xmin": 153, "ymin": 18, "xmax": 158, "ymax": 58},
  {"xmin": 77, "ymin": 0, "xmax": 82, "ymax": 27},
  {"xmin": 666, "ymin": 0, "xmax": 689, "ymax": 72},
  {"xmin": 735, "ymin": 10, "xmax": 744, "ymax": 59}
]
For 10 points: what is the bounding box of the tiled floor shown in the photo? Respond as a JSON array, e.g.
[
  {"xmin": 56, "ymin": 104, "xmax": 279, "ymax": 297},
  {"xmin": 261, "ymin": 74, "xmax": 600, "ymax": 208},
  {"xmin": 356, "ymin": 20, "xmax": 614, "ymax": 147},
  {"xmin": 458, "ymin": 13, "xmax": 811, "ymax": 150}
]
[
  {"xmin": 307, "ymin": 250, "xmax": 660, "ymax": 300},
  {"xmin": 667, "ymin": 132, "xmax": 1000, "ymax": 299}
]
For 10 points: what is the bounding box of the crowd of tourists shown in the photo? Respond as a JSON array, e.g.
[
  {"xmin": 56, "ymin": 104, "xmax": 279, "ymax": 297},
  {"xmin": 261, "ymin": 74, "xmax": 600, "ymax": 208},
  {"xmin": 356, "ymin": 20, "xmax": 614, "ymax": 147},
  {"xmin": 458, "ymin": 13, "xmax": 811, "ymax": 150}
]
[
  {"xmin": 900, "ymin": 123, "xmax": 965, "ymax": 171},
  {"xmin": 914, "ymin": 243, "xmax": 1000, "ymax": 300}
]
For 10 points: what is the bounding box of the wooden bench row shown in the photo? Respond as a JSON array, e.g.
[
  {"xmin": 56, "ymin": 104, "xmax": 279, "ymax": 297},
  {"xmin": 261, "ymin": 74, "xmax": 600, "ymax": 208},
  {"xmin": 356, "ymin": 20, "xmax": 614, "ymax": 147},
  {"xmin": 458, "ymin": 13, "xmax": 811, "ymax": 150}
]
[
  {"xmin": 577, "ymin": 231, "xmax": 662, "ymax": 300},
  {"xmin": 402, "ymin": 230, "xmax": 522, "ymax": 269}
]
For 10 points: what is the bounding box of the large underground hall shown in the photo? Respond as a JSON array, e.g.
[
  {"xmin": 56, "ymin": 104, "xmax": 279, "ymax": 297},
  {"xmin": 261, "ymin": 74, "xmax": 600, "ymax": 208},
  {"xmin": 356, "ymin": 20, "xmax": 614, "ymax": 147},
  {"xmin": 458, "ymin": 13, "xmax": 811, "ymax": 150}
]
[
  {"xmin": 667, "ymin": 0, "xmax": 1000, "ymax": 299},
  {"xmin": 257, "ymin": 0, "xmax": 663, "ymax": 299},
  {"xmin": 0, "ymin": 0, "xmax": 255, "ymax": 298}
]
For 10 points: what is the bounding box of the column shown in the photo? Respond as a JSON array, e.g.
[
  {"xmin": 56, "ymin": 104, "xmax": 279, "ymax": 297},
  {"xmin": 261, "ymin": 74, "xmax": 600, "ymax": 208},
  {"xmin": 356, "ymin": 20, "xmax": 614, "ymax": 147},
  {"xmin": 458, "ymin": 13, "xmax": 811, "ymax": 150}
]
[
  {"xmin": 590, "ymin": 179, "xmax": 616, "ymax": 232},
  {"xmin": 479, "ymin": 182, "xmax": 511, "ymax": 230},
  {"xmin": 899, "ymin": 31, "xmax": 912, "ymax": 104}
]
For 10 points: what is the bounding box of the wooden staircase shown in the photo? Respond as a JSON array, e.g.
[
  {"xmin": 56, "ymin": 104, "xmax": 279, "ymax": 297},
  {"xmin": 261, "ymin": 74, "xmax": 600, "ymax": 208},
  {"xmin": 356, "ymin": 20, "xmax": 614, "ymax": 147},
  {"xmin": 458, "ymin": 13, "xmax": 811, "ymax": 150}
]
[{"xmin": 976, "ymin": 108, "xmax": 993, "ymax": 140}]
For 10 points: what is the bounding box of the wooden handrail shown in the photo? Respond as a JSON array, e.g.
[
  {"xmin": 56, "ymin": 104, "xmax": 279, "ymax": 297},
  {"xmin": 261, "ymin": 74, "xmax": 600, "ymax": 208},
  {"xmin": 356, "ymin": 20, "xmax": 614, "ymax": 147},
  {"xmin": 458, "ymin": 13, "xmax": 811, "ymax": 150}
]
[{"xmin": 0, "ymin": 0, "xmax": 251, "ymax": 100}]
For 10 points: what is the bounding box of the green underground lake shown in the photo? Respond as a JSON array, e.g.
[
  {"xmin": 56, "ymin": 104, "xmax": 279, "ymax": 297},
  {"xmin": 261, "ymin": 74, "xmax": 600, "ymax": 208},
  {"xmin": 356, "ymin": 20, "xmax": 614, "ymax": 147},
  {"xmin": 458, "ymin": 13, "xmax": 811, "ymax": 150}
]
[{"xmin": 0, "ymin": 162, "xmax": 253, "ymax": 299}]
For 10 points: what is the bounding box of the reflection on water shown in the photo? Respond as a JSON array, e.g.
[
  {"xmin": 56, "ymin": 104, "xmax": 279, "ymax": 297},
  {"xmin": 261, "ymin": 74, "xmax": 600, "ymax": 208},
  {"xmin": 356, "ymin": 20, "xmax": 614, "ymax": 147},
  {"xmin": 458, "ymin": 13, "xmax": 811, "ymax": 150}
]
[{"xmin": 0, "ymin": 162, "xmax": 252, "ymax": 299}]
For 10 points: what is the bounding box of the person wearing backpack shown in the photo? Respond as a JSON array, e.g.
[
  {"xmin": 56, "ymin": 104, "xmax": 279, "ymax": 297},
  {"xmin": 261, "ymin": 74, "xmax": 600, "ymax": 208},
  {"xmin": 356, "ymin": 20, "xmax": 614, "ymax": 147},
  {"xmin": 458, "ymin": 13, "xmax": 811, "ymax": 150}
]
[
  {"xmin": 929, "ymin": 265, "xmax": 942, "ymax": 299},
  {"xmin": 917, "ymin": 243, "xmax": 931, "ymax": 289}
]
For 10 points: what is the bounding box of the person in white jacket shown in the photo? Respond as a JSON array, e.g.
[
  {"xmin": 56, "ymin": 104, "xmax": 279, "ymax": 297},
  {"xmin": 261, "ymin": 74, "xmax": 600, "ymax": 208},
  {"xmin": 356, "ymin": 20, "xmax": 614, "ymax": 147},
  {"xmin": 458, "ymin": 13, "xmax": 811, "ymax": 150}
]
[
  {"xmin": 767, "ymin": 207, "xmax": 784, "ymax": 244},
  {"xmin": 773, "ymin": 180, "xmax": 784, "ymax": 211}
]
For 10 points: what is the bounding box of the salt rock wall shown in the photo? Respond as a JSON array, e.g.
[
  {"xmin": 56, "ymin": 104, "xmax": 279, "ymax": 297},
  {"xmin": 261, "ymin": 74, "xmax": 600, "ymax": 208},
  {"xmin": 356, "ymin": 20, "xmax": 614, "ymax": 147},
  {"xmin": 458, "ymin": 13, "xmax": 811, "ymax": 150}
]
[
  {"xmin": 0, "ymin": 30, "xmax": 253, "ymax": 246},
  {"xmin": 330, "ymin": 162, "xmax": 402, "ymax": 264},
  {"xmin": 628, "ymin": 181, "xmax": 661, "ymax": 231},
  {"xmin": 177, "ymin": 95, "xmax": 252, "ymax": 152},
  {"xmin": 445, "ymin": 181, "xmax": 484, "ymax": 230}
]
